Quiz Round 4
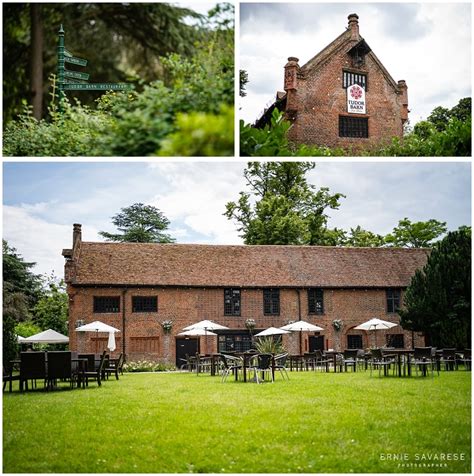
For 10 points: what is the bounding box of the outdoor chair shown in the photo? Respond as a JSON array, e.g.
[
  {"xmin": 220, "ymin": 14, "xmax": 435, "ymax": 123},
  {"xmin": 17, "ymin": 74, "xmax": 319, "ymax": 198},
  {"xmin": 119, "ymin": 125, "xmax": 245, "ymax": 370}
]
[
  {"xmin": 369, "ymin": 349, "xmax": 396, "ymax": 377},
  {"xmin": 219, "ymin": 354, "xmax": 243, "ymax": 382},
  {"xmin": 20, "ymin": 352, "xmax": 47, "ymax": 392},
  {"xmin": 459, "ymin": 349, "xmax": 471, "ymax": 370},
  {"xmin": 314, "ymin": 350, "xmax": 331, "ymax": 372},
  {"xmin": 274, "ymin": 353, "xmax": 290, "ymax": 380},
  {"xmin": 46, "ymin": 351, "xmax": 77, "ymax": 390},
  {"xmin": 194, "ymin": 353, "xmax": 212, "ymax": 375},
  {"xmin": 413, "ymin": 347, "xmax": 437, "ymax": 377},
  {"xmin": 3, "ymin": 364, "xmax": 20, "ymax": 393},
  {"xmin": 83, "ymin": 350, "xmax": 107, "ymax": 387},
  {"xmin": 303, "ymin": 352, "xmax": 316, "ymax": 371},
  {"xmin": 342, "ymin": 350, "xmax": 358, "ymax": 372},
  {"xmin": 104, "ymin": 353, "xmax": 124, "ymax": 380},
  {"xmin": 440, "ymin": 348, "xmax": 458, "ymax": 371},
  {"xmin": 248, "ymin": 353, "xmax": 274, "ymax": 384}
]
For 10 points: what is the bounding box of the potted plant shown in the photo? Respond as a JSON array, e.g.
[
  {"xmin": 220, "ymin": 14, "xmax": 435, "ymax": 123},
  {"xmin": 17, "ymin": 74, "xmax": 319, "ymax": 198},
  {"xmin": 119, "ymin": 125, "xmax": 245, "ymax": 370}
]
[{"xmin": 161, "ymin": 320, "xmax": 173, "ymax": 334}]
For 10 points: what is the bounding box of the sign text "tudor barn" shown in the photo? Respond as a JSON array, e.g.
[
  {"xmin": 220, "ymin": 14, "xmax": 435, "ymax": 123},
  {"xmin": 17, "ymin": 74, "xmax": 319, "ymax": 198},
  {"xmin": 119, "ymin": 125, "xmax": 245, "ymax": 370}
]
[{"xmin": 347, "ymin": 84, "xmax": 366, "ymax": 114}]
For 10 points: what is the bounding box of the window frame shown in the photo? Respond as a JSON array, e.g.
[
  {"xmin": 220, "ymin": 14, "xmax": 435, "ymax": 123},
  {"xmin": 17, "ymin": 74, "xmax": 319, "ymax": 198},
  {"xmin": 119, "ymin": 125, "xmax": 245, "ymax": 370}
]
[
  {"xmin": 224, "ymin": 288, "xmax": 241, "ymax": 316},
  {"xmin": 386, "ymin": 288, "xmax": 401, "ymax": 314},
  {"xmin": 342, "ymin": 70, "xmax": 368, "ymax": 91},
  {"xmin": 386, "ymin": 333, "xmax": 404, "ymax": 349},
  {"xmin": 263, "ymin": 288, "xmax": 280, "ymax": 316},
  {"xmin": 339, "ymin": 115, "xmax": 369, "ymax": 138},
  {"xmin": 308, "ymin": 288, "xmax": 324, "ymax": 315},
  {"xmin": 132, "ymin": 296, "xmax": 158, "ymax": 313},
  {"xmin": 93, "ymin": 296, "xmax": 120, "ymax": 313},
  {"xmin": 347, "ymin": 334, "xmax": 363, "ymax": 349}
]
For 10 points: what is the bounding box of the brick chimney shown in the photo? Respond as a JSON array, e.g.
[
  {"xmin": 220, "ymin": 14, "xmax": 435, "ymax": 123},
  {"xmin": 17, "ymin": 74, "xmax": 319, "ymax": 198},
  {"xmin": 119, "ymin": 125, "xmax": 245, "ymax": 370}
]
[
  {"xmin": 348, "ymin": 13, "xmax": 359, "ymax": 40},
  {"xmin": 62, "ymin": 224, "xmax": 82, "ymax": 283},
  {"xmin": 398, "ymin": 80, "xmax": 409, "ymax": 122},
  {"xmin": 73, "ymin": 223, "xmax": 82, "ymax": 253},
  {"xmin": 284, "ymin": 57, "xmax": 299, "ymax": 112}
]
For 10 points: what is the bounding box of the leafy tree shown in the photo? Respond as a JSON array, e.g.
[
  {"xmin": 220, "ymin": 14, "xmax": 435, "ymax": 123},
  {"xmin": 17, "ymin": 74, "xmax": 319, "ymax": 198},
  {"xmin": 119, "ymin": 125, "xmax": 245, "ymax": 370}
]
[
  {"xmin": 427, "ymin": 106, "xmax": 451, "ymax": 132},
  {"xmin": 399, "ymin": 227, "xmax": 471, "ymax": 348},
  {"xmin": 225, "ymin": 162, "xmax": 345, "ymax": 245},
  {"xmin": 384, "ymin": 218, "xmax": 447, "ymax": 248},
  {"xmin": 343, "ymin": 226, "xmax": 386, "ymax": 247},
  {"xmin": 240, "ymin": 70, "xmax": 249, "ymax": 97},
  {"xmin": 450, "ymin": 97, "xmax": 471, "ymax": 122},
  {"xmin": 427, "ymin": 98, "xmax": 471, "ymax": 132},
  {"xmin": 15, "ymin": 320, "xmax": 42, "ymax": 338},
  {"xmin": 99, "ymin": 203, "xmax": 175, "ymax": 243},
  {"xmin": 32, "ymin": 277, "xmax": 68, "ymax": 335}
]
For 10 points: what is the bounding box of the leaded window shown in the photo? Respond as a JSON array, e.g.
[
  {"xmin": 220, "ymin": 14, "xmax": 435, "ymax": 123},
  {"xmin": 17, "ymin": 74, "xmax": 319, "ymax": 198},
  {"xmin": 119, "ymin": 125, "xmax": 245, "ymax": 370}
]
[
  {"xmin": 343, "ymin": 71, "xmax": 367, "ymax": 91},
  {"xmin": 347, "ymin": 334, "xmax": 363, "ymax": 349},
  {"xmin": 224, "ymin": 288, "xmax": 241, "ymax": 316},
  {"xmin": 386, "ymin": 334, "xmax": 404, "ymax": 348},
  {"xmin": 132, "ymin": 296, "xmax": 158, "ymax": 313},
  {"xmin": 386, "ymin": 289, "xmax": 401, "ymax": 313},
  {"xmin": 93, "ymin": 296, "xmax": 120, "ymax": 313},
  {"xmin": 263, "ymin": 288, "xmax": 280, "ymax": 315},
  {"xmin": 339, "ymin": 116, "xmax": 368, "ymax": 138},
  {"xmin": 308, "ymin": 288, "xmax": 324, "ymax": 314}
]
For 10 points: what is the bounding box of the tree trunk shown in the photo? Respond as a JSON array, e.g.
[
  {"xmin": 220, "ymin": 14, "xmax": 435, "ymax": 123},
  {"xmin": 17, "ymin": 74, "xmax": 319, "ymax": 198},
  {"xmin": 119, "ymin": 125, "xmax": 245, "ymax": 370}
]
[{"xmin": 30, "ymin": 4, "xmax": 43, "ymax": 120}]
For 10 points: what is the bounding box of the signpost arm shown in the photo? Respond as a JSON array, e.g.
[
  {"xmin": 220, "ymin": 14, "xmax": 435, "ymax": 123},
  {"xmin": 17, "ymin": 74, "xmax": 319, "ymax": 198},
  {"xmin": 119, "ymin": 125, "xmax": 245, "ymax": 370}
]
[{"xmin": 57, "ymin": 24, "xmax": 65, "ymax": 112}]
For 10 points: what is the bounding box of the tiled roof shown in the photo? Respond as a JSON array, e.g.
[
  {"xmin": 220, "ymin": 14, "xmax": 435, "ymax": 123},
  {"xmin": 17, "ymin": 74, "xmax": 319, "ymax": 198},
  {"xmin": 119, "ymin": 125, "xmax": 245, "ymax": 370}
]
[{"xmin": 68, "ymin": 243, "xmax": 429, "ymax": 288}]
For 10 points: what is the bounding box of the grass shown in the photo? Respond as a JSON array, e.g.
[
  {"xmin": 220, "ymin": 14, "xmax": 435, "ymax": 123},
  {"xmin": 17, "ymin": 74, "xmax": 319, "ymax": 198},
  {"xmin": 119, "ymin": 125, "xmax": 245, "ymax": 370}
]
[{"xmin": 3, "ymin": 370, "xmax": 471, "ymax": 473}]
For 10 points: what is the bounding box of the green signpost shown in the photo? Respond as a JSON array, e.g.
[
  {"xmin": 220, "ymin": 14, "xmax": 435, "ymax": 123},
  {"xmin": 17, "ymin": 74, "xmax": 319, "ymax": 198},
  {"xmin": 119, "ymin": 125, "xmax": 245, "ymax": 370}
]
[{"xmin": 57, "ymin": 24, "xmax": 133, "ymax": 111}]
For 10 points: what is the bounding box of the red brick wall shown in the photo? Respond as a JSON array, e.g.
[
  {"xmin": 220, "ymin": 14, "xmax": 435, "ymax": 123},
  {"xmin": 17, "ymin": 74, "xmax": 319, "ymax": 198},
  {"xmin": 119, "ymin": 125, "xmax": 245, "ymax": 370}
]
[
  {"xmin": 68, "ymin": 286, "xmax": 424, "ymax": 362},
  {"xmin": 286, "ymin": 46, "xmax": 405, "ymax": 150}
]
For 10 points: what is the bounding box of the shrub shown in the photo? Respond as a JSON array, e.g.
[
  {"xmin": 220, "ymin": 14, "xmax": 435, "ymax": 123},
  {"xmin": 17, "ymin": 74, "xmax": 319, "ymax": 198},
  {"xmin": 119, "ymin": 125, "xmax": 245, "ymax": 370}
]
[
  {"xmin": 122, "ymin": 360, "xmax": 176, "ymax": 372},
  {"xmin": 254, "ymin": 336, "xmax": 286, "ymax": 354}
]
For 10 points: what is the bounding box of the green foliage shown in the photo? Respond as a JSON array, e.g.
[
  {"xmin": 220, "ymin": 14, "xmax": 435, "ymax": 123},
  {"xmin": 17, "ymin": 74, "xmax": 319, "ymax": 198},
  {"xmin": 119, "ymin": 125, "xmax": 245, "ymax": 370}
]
[
  {"xmin": 99, "ymin": 203, "xmax": 175, "ymax": 243},
  {"xmin": 225, "ymin": 162, "xmax": 345, "ymax": 245},
  {"xmin": 427, "ymin": 106, "xmax": 451, "ymax": 132},
  {"xmin": 254, "ymin": 336, "xmax": 285, "ymax": 354},
  {"xmin": 240, "ymin": 69, "xmax": 249, "ymax": 97},
  {"xmin": 384, "ymin": 218, "xmax": 447, "ymax": 248},
  {"xmin": 341, "ymin": 226, "xmax": 386, "ymax": 247},
  {"xmin": 15, "ymin": 320, "xmax": 42, "ymax": 338},
  {"xmin": 240, "ymin": 109, "xmax": 344, "ymax": 156},
  {"xmin": 32, "ymin": 278, "xmax": 68, "ymax": 335},
  {"xmin": 399, "ymin": 227, "xmax": 471, "ymax": 348},
  {"xmin": 122, "ymin": 360, "xmax": 176, "ymax": 372},
  {"xmin": 3, "ymin": 315, "xmax": 18, "ymax": 370},
  {"xmin": 158, "ymin": 105, "xmax": 234, "ymax": 156},
  {"xmin": 3, "ymin": 32, "xmax": 234, "ymax": 157}
]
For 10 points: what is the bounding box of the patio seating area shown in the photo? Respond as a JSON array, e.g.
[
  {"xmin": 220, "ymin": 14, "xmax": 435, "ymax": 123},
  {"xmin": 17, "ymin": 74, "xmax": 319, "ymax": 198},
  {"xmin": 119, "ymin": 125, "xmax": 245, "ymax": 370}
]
[{"xmin": 4, "ymin": 350, "xmax": 124, "ymax": 392}]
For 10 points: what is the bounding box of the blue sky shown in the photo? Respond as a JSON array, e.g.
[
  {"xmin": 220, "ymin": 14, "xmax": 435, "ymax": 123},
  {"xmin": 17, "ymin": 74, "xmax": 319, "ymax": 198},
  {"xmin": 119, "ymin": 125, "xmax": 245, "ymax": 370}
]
[{"xmin": 3, "ymin": 161, "xmax": 471, "ymax": 278}]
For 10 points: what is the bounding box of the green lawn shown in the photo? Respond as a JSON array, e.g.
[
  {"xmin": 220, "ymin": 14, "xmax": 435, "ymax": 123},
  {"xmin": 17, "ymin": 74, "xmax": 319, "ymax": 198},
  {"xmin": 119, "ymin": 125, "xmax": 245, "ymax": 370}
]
[{"xmin": 3, "ymin": 370, "xmax": 471, "ymax": 473}]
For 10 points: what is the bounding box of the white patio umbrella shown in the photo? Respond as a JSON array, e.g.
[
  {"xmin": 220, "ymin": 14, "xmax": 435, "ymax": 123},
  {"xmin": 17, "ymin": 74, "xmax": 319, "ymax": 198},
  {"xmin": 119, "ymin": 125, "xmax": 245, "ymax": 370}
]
[
  {"xmin": 254, "ymin": 327, "xmax": 291, "ymax": 337},
  {"xmin": 17, "ymin": 335, "xmax": 27, "ymax": 343},
  {"xmin": 178, "ymin": 329, "xmax": 218, "ymax": 337},
  {"xmin": 182, "ymin": 320, "xmax": 229, "ymax": 354},
  {"xmin": 280, "ymin": 320, "xmax": 325, "ymax": 355},
  {"xmin": 23, "ymin": 329, "xmax": 70, "ymax": 344},
  {"xmin": 354, "ymin": 318, "xmax": 398, "ymax": 347},
  {"xmin": 75, "ymin": 321, "xmax": 120, "ymax": 353}
]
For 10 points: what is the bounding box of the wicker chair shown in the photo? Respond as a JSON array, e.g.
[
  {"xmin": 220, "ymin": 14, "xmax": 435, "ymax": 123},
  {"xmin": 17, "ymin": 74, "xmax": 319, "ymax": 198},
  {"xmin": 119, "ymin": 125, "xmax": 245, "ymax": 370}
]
[
  {"xmin": 219, "ymin": 354, "xmax": 243, "ymax": 382},
  {"xmin": 3, "ymin": 364, "xmax": 20, "ymax": 392},
  {"xmin": 46, "ymin": 351, "xmax": 77, "ymax": 390},
  {"xmin": 440, "ymin": 348, "xmax": 458, "ymax": 371},
  {"xmin": 413, "ymin": 347, "xmax": 437, "ymax": 377},
  {"xmin": 368, "ymin": 349, "xmax": 396, "ymax": 377},
  {"xmin": 248, "ymin": 353, "xmax": 274, "ymax": 384},
  {"xmin": 83, "ymin": 350, "xmax": 107, "ymax": 387},
  {"xmin": 20, "ymin": 352, "xmax": 47, "ymax": 392},
  {"xmin": 459, "ymin": 349, "xmax": 471, "ymax": 370},
  {"xmin": 274, "ymin": 353, "xmax": 290, "ymax": 380},
  {"xmin": 104, "ymin": 353, "xmax": 124, "ymax": 380},
  {"xmin": 342, "ymin": 349, "xmax": 359, "ymax": 372}
]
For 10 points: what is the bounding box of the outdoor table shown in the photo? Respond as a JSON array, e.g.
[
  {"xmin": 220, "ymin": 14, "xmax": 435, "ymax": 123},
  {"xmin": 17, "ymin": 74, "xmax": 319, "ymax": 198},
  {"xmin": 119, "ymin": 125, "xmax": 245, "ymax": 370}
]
[
  {"xmin": 203, "ymin": 354, "xmax": 221, "ymax": 376},
  {"xmin": 289, "ymin": 355, "xmax": 305, "ymax": 371},
  {"xmin": 384, "ymin": 349, "xmax": 414, "ymax": 377}
]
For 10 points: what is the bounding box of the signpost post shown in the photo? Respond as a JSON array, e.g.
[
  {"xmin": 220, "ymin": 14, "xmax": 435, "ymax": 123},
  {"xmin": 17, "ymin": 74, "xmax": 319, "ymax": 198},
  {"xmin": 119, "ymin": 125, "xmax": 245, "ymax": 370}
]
[{"xmin": 57, "ymin": 24, "xmax": 133, "ymax": 112}]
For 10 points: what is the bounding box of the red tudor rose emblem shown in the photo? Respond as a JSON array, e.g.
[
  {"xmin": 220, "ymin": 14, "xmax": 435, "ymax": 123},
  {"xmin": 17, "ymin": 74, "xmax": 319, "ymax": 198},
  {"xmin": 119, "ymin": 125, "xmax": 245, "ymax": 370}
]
[{"xmin": 350, "ymin": 85, "xmax": 363, "ymax": 100}]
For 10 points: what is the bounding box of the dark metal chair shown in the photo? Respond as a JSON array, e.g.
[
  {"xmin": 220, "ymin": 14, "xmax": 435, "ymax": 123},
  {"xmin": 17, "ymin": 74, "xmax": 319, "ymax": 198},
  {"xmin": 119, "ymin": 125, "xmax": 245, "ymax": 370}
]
[
  {"xmin": 342, "ymin": 349, "xmax": 358, "ymax": 372},
  {"xmin": 413, "ymin": 347, "xmax": 437, "ymax": 377},
  {"xmin": 46, "ymin": 351, "xmax": 77, "ymax": 390},
  {"xmin": 104, "ymin": 353, "xmax": 124, "ymax": 380},
  {"xmin": 219, "ymin": 354, "xmax": 243, "ymax": 382},
  {"xmin": 314, "ymin": 350, "xmax": 331, "ymax": 372},
  {"xmin": 3, "ymin": 364, "xmax": 20, "ymax": 392},
  {"xmin": 20, "ymin": 352, "xmax": 47, "ymax": 392},
  {"xmin": 459, "ymin": 349, "xmax": 471, "ymax": 370},
  {"xmin": 249, "ymin": 353, "xmax": 274, "ymax": 384},
  {"xmin": 369, "ymin": 348, "xmax": 396, "ymax": 377},
  {"xmin": 274, "ymin": 353, "xmax": 290, "ymax": 380},
  {"xmin": 440, "ymin": 348, "xmax": 458, "ymax": 371},
  {"xmin": 82, "ymin": 350, "xmax": 107, "ymax": 387}
]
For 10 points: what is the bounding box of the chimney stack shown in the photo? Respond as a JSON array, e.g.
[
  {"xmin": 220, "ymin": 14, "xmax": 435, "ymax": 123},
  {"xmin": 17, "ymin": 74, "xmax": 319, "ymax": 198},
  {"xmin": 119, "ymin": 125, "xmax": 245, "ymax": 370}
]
[
  {"xmin": 284, "ymin": 57, "xmax": 299, "ymax": 112},
  {"xmin": 348, "ymin": 13, "xmax": 359, "ymax": 40},
  {"xmin": 397, "ymin": 80, "xmax": 409, "ymax": 122},
  {"xmin": 73, "ymin": 223, "xmax": 82, "ymax": 252}
]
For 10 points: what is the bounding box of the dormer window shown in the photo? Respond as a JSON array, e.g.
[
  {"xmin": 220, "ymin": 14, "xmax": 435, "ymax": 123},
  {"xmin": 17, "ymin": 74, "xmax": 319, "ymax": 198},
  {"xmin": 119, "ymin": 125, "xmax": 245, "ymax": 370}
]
[{"xmin": 347, "ymin": 39, "xmax": 371, "ymax": 68}]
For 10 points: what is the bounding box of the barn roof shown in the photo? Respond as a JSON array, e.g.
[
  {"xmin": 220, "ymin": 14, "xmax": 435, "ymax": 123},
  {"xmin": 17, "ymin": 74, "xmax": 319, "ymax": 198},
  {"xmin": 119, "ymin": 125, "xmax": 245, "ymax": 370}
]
[{"xmin": 66, "ymin": 242, "xmax": 429, "ymax": 288}]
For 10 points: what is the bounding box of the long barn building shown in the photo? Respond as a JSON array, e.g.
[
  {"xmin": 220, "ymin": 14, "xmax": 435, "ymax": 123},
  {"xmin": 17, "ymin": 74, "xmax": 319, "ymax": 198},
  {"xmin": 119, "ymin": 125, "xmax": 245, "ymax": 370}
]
[{"xmin": 63, "ymin": 224, "xmax": 428, "ymax": 365}]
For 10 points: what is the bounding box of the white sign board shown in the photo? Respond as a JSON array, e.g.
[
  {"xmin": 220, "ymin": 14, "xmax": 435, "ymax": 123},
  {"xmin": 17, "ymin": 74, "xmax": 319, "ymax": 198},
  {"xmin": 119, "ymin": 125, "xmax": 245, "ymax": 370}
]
[{"xmin": 347, "ymin": 84, "xmax": 366, "ymax": 114}]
